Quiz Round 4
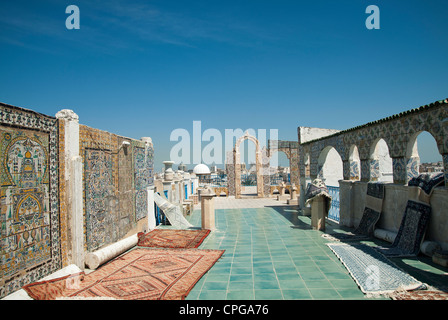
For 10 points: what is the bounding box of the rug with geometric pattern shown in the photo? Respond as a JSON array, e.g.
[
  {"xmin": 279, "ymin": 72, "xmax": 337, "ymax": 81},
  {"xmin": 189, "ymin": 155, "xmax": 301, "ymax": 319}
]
[
  {"xmin": 137, "ymin": 229, "xmax": 210, "ymax": 249},
  {"xmin": 23, "ymin": 248, "xmax": 224, "ymax": 300},
  {"xmin": 327, "ymin": 242, "xmax": 426, "ymax": 295},
  {"xmin": 390, "ymin": 289, "xmax": 448, "ymax": 300}
]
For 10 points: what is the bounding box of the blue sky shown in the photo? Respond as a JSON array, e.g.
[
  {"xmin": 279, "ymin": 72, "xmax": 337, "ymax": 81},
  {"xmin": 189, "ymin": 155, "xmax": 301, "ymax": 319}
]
[{"xmin": 0, "ymin": 0, "xmax": 447, "ymax": 171}]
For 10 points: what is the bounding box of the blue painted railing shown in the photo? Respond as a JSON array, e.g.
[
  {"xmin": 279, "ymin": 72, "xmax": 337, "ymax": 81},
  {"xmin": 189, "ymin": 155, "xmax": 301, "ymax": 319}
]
[{"xmin": 327, "ymin": 186, "xmax": 340, "ymax": 222}]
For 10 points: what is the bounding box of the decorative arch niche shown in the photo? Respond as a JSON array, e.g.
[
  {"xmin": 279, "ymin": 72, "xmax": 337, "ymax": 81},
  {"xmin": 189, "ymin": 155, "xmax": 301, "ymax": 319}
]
[
  {"xmin": 369, "ymin": 138, "xmax": 393, "ymax": 182},
  {"xmin": 317, "ymin": 146, "xmax": 343, "ymax": 187}
]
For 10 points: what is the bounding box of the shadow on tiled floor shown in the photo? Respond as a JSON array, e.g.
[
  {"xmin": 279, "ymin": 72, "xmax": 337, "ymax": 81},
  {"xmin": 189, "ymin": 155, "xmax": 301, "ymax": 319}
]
[
  {"xmin": 182, "ymin": 200, "xmax": 448, "ymax": 300},
  {"xmin": 185, "ymin": 203, "xmax": 368, "ymax": 300}
]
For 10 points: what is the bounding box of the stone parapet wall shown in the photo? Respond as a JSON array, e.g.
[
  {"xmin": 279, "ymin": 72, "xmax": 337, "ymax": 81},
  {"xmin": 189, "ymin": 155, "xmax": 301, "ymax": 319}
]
[
  {"xmin": 0, "ymin": 102, "xmax": 154, "ymax": 299},
  {"xmin": 298, "ymin": 99, "xmax": 448, "ymax": 185},
  {"xmin": 340, "ymin": 181, "xmax": 448, "ymax": 250}
]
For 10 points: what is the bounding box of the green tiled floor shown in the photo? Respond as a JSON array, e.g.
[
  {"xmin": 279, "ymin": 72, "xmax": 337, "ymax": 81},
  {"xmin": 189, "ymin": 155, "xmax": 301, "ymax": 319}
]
[
  {"xmin": 183, "ymin": 205, "xmax": 369, "ymax": 300},
  {"xmin": 179, "ymin": 203, "xmax": 448, "ymax": 300}
]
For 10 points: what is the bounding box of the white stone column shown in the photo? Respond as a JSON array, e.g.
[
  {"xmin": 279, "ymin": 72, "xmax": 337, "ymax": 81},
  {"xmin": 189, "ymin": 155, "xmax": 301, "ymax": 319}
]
[
  {"xmin": 147, "ymin": 186, "xmax": 156, "ymax": 230},
  {"xmin": 55, "ymin": 109, "xmax": 84, "ymax": 269},
  {"xmin": 201, "ymin": 187, "xmax": 216, "ymax": 230}
]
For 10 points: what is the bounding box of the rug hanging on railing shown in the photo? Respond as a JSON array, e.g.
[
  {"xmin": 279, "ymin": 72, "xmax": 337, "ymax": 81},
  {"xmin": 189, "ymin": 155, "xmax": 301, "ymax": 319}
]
[
  {"xmin": 374, "ymin": 200, "xmax": 431, "ymax": 257},
  {"xmin": 322, "ymin": 182, "xmax": 385, "ymax": 242},
  {"xmin": 374, "ymin": 172, "xmax": 444, "ymax": 258},
  {"xmin": 23, "ymin": 248, "xmax": 224, "ymax": 300},
  {"xmin": 154, "ymin": 192, "xmax": 193, "ymax": 229},
  {"xmin": 407, "ymin": 172, "xmax": 445, "ymax": 204},
  {"xmin": 137, "ymin": 229, "xmax": 210, "ymax": 249},
  {"xmin": 327, "ymin": 242, "xmax": 426, "ymax": 296}
]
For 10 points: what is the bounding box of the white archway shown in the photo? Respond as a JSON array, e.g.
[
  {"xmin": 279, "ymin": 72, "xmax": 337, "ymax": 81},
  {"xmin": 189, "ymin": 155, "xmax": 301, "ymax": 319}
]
[
  {"xmin": 406, "ymin": 130, "xmax": 443, "ymax": 181},
  {"xmin": 349, "ymin": 145, "xmax": 361, "ymax": 181},
  {"xmin": 317, "ymin": 146, "xmax": 343, "ymax": 187},
  {"xmin": 370, "ymin": 138, "xmax": 393, "ymax": 182},
  {"xmin": 234, "ymin": 132, "xmax": 263, "ymax": 198}
]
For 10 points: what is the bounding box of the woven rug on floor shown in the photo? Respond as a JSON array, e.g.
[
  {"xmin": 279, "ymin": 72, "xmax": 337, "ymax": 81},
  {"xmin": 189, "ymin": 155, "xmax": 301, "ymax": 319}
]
[
  {"xmin": 390, "ymin": 289, "xmax": 448, "ymax": 300},
  {"xmin": 327, "ymin": 242, "xmax": 426, "ymax": 296},
  {"xmin": 137, "ymin": 229, "xmax": 210, "ymax": 248},
  {"xmin": 23, "ymin": 248, "xmax": 224, "ymax": 300}
]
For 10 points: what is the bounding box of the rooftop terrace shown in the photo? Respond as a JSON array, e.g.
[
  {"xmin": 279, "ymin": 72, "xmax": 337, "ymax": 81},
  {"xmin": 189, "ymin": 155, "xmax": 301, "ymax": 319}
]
[{"xmin": 180, "ymin": 197, "xmax": 448, "ymax": 300}]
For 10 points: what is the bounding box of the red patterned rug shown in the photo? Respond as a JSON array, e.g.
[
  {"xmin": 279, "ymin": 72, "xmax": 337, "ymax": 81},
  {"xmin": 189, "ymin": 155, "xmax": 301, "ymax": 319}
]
[
  {"xmin": 391, "ymin": 290, "xmax": 448, "ymax": 300},
  {"xmin": 137, "ymin": 229, "xmax": 210, "ymax": 248},
  {"xmin": 23, "ymin": 248, "xmax": 224, "ymax": 300}
]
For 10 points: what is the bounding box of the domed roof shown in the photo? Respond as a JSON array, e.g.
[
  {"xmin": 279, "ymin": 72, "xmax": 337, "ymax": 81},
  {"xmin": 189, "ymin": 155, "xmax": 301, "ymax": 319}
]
[{"xmin": 193, "ymin": 163, "xmax": 211, "ymax": 175}]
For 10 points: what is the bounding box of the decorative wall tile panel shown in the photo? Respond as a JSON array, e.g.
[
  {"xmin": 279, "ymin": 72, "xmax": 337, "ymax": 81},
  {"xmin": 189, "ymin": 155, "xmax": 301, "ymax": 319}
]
[
  {"xmin": 349, "ymin": 160, "xmax": 360, "ymax": 180},
  {"xmin": 84, "ymin": 149, "xmax": 115, "ymax": 251},
  {"xmin": 369, "ymin": 159, "xmax": 379, "ymax": 181},
  {"xmin": 393, "ymin": 157, "xmax": 406, "ymax": 184},
  {"xmin": 406, "ymin": 156, "xmax": 420, "ymax": 183},
  {"xmin": 0, "ymin": 104, "xmax": 60, "ymax": 299}
]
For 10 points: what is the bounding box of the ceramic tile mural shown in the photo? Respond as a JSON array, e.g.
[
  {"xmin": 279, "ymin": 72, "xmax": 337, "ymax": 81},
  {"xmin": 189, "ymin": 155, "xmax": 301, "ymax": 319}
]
[
  {"xmin": 133, "ymin": 144, "xmax": 154, "ymax": 221},
  {"xmin": 0, "ymin": 128, "xmax": 51, "ymax": 276},
  {"xmin": 79, "ymin": 126, "xmax": 118, "ymax": 251},
  {"xmin": 84, "ymin": 149, "xmax": 116, "ymax": 251},
  {"xmin": 79, "ymin": 125, "xmax": 154, "ymax": 252},
  {"xmin": 0, "ymin": 104, "xmax": 60, "ymax": 299},
  {"xmin": 57, "ymin": 120, "xmax": 69, "ymax": 267}
]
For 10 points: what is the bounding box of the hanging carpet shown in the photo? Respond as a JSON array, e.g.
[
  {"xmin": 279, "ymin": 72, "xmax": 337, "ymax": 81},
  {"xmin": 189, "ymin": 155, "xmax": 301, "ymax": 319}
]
[{"xmin": 374, "ymin": 172, "xmax": 444, "ymax": 258}]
